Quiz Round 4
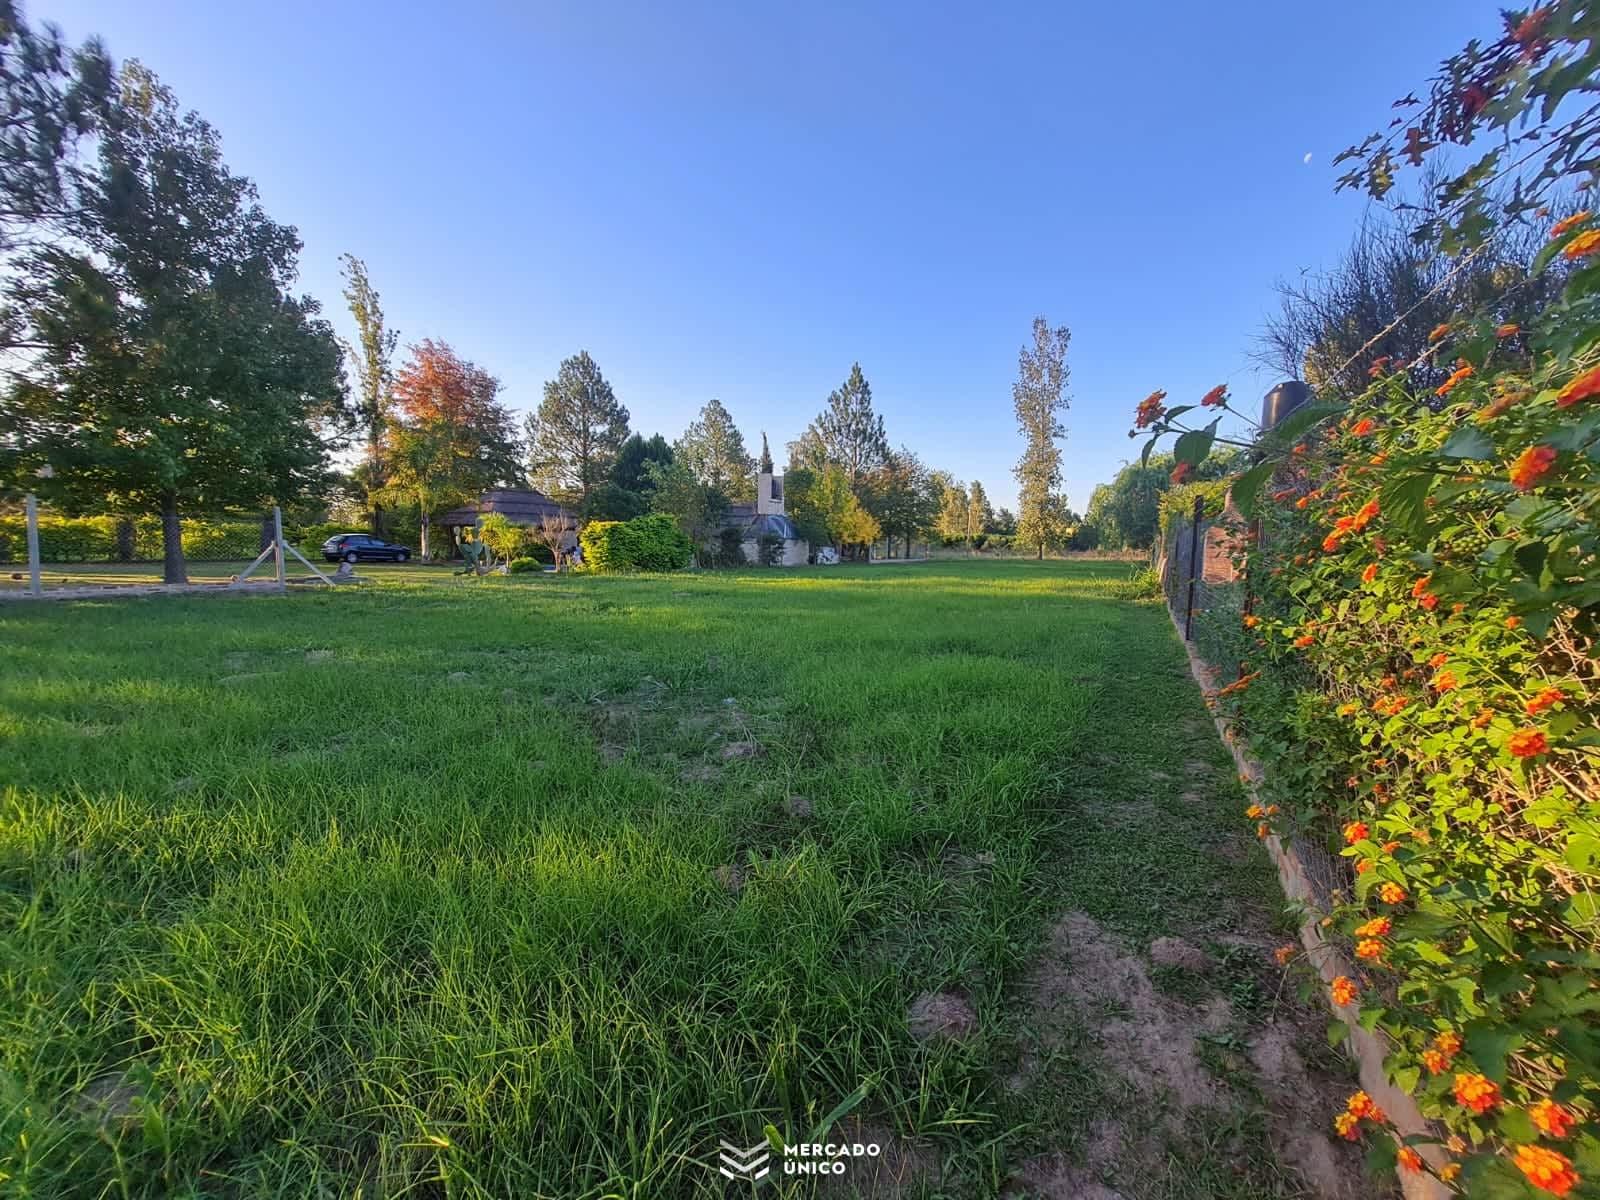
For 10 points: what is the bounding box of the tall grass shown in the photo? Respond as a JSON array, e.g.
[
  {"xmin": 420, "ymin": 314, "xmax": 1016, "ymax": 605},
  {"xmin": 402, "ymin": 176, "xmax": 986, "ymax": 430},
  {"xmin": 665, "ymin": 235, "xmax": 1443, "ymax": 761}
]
[{"xmin": 0, "ymin": 562, "xmax": 1217, "ymax": 1197}]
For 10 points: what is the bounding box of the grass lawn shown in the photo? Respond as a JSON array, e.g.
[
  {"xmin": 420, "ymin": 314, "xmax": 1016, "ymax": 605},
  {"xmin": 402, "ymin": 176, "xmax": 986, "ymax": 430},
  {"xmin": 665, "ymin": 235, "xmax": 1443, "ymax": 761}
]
[{"xmin": 0, "ymin": 561, "xmax": 1364, "ymax": 1199}]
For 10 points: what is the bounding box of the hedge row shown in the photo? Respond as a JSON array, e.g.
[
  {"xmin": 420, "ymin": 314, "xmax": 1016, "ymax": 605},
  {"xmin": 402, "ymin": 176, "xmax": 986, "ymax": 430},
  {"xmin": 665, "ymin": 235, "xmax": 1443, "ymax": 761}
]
[
  {"xmin": 0, "ymin": 515, "xmax": 271, "ymax": 563},
  {"xmin": 578, "ymin": 513, "xmax": 693, "ymax": 573}
]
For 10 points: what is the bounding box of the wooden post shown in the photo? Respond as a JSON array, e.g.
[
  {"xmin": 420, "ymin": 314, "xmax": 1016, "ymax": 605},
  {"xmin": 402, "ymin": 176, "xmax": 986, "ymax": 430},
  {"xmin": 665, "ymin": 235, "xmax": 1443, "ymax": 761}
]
[
  {"xmin": 273, "ymin": 506, "xmax": 287, "ymax": 588},
  {"xmin": 1183, "ymin": 495, "xmax": 1204, "ymax": 641},
  {"xmin": 25, "ymin": 494, "xmax": 41, "ymax": 597}
]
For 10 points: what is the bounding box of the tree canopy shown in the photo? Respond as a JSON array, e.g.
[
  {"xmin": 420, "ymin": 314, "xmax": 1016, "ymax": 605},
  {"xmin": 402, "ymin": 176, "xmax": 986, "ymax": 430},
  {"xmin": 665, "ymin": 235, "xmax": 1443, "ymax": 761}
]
[
  {"xmin": 0, "ymin": 60, "xmax": 343, "ymax": 582},
  {"xmin": 675, "ymin": 398, "xmax": 755, "ymax": 501},
  {"xmin": 526, "ymin": 351, "xmax": 629, "ymax": 506},
  {"xmin": 1012, "ymin": 317, "xmax": 1071, "ymax": 558}
]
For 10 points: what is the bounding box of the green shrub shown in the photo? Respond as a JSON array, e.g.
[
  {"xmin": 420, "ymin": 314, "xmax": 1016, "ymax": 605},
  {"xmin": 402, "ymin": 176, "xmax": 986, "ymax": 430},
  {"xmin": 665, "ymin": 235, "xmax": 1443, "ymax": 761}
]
[
  {"xmin": 579, "ymin": 513, "xmax": 693, "ymax": 573},
  {"xmin": 757, "ymin": 533, "xmax": 784, "ymax": 566},
  {"xmin": 713, "ymin": 527, "xmax": 746, "ymax": 568},
  {"xmin": 507, "ymin": 556, "xmax": 544, "ymax": 574}
]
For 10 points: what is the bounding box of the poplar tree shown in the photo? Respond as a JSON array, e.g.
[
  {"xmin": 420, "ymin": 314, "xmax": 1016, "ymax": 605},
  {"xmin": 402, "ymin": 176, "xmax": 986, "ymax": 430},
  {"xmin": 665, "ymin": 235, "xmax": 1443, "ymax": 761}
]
[
  {"xmin": 1012, "ymin": 317, "xmax": 1071, "ymax": 559},
  {"xmin": 339, "ymin": 253, "xmax": 398, "ymax": 532}
]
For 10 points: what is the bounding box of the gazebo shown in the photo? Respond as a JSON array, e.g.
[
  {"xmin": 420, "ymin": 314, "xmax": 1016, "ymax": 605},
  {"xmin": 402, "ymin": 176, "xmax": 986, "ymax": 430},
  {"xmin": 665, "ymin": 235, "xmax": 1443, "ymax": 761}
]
[{"xmin": 435, "ymin": 488, "xmax": 578, "ymax": 558}]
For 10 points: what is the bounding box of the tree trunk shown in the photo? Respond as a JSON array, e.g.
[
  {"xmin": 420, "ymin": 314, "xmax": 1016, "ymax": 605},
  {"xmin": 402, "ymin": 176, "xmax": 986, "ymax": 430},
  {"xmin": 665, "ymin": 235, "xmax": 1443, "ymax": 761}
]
[
  {"xmin": 160, "ymin": 494, "xmax": 188, "ymax": 585},
  {"xmin": 1037, "ymin": 542, "xmax": 1043, "ymax": 561},
  {"xmin": 370, "ymin": 502, "xmax": 385, "ymax": 536},
  {"xmin": 259, "ymin": 511, "xmax": 275, "ymax": 553},
  {"xmin": 420, "ymin": 511, "xmax": 430, "ymax": 560},
  {"xmin": 115, "ymin": 518, "xmax": 134, "ymax": 562}
]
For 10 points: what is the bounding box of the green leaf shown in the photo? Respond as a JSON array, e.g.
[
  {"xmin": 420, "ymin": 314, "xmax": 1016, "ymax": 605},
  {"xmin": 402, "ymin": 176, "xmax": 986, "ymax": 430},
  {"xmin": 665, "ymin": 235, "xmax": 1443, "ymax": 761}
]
[
  {"xmin": 1172, "ymin": 418, "xmax": 1220, "ymax": 468},
  {"xmin": 1229, "ymin": 460, "xmax": 1275, "ymax": 519},
  {"xmin": 1440, "ymin": 424, "xmax": 1496, "ymax": 460},
  {"xmin": 1381, "ymin": 473, "xmax": 1434, "ymax": 538},
  {"xmin": 1263, "ymin": 400, "xmax": 1346, "ymax": 446},
  {"xmin": 809, "ymin": 1079, "xmax": 872, "ymax": 1142}
]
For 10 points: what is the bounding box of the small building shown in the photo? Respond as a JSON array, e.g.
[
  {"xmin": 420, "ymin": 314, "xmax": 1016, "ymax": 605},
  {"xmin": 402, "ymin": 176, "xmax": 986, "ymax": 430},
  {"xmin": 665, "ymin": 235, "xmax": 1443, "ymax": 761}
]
[
  {"xmin": 435, "ymin": 488, "xmax": 578, "ymax": 557},
  {"xmin": 722, "ymin": 455, "xmax": 809, "ymax": 566}
]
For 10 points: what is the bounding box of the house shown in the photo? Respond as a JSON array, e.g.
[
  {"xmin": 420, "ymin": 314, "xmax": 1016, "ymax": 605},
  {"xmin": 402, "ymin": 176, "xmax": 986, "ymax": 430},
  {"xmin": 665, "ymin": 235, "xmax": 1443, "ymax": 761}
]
[
  {"xmin": 722, "ymin": 447, "xmax": 809, "ymax": 565},
  {"xmin": 435, "ymin": 488, "xmax": 578, "ymax": 558}
]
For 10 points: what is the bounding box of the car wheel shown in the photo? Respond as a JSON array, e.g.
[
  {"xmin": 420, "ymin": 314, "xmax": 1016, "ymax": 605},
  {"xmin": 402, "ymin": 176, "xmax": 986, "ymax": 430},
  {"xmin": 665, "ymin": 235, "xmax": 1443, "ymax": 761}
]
[
  {"xmin": 344, "ymin": 550, "xmax": 359, "ymax": 563},
  {"xmin": 395, "ymin": 550, "xmax": 409, "ymax": 562}
]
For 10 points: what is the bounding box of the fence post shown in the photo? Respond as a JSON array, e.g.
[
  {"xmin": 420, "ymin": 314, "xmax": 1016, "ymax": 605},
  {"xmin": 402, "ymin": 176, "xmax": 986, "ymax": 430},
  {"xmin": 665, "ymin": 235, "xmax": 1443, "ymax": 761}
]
[
  {"xmin": 25, "ymin": 494, "xmax": 41, "ymax": 596},
  {"xmin": 1183, "ymin": 494, "xmax": 1204, "ymax": 641},
  {"xmin": 273, "ymin": 506, "xmax": 287, "ymax": 588}
]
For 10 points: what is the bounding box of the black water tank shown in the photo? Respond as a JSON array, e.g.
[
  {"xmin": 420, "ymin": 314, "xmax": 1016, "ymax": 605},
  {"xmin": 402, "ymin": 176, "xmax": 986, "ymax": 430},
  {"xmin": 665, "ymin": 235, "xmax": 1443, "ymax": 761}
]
[{"xmin": 1261, "ymin": 380, "xmax": 1312, "ymax": 431}]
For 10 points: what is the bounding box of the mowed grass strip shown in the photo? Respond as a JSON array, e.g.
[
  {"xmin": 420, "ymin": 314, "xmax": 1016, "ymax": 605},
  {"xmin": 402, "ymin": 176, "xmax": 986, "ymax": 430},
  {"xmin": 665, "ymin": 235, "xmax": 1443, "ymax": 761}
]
[{"xmin": 0, "ymin": 561, "xmax": 1266, "ymax": 1198}]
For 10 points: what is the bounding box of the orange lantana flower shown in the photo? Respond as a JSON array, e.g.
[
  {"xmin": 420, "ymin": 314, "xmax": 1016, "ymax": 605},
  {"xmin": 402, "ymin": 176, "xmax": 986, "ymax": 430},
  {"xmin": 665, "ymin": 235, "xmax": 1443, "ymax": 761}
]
[
  {"xmin": 1428, "ymin": 322, "xmax": 1451, "ymax": 342},
  {"xmin": 1134, "ymin": 390, "xmax": 1168, "ymax": 428},
  {"xmin": 1397, "ymin": 1147, "xmax": 1423, "ymax": 1173},
  {"xmin": 1351, "ymin": 417, "xmax": 1376, "ymax": 435},
  {"xmin": 1508, "ymin": 727, "xmax": 1550, "ymax": 758},
  {"xmin": 1510, "ymin": 444, "xmax": 1558, "ymax": 491},
  {"xmin": 1355, "ymin": 938, "xmax": 1384, "ymax": 961},
  {"xmin": 1343, "ymin": 821, "xmax": 1369, "ymax": 844},
  {"xmin": 1525, "ymin": 687, "xmax": 1565, "ymax": 715},
  {"xmin": 1556, "ymin": 364, "xmax": 1600, "ymax": 408},
  {"xmin": 1530, "ymin": 1099, "xmax": 1577, "ymax": 1139},
  {"xmin": 1422, "ymin": 1048, "xmax": 1451, "ymax": 1075},
  {"xmin": 1379, "ymin": 882, "xmax": 1407, "ymax": 904},
  {"xmin": 1346, "ymin": 1091, "xmax": 1379, "ymax": 1119},
  {"xmin": 1436, "ymin": 361, "xmax": 1475, "ymax": 397},
  {"xmin": 1333, "ymin": 1110, "xmax": 1360, "ymax": 1140},
  {"xmin": 1330, "ymin": 976, "xmax": 1358, "ymax": 1006},
  {"xmin": 1354, "ymin": 916, "xmax": 1391, "ymax": 938},
  {"xmin": 1514, "ymin": 1145, "xmax": 1580, "ymax": 1196},
  {"xmin": 1432, "ymin": 669, "xmax": 1459, "ymax": 693},
  {"xmin": 1551, "ymin": 211, "xmax": 1592, "ymax": 238},
  {"xmin": 1453, "ymin": 1072, "xmax": 1500, "ymax": 1114},
  {"xmin": 1294, "ymin": 634, "xmax": 1314, "ymax": 648},
  {"xmin": 1200, "ymin": 384, "xmax": 1228, "ymax": 407},
  {"xmin": 1562, "ymin": 229, "xmax": 1600, "ymax": 260},
  {"xmin": 1496, "ymin": 323, "xmax": 1520, "ymax": 338},
  {"xmin": 1361, "ymin": 563, "xmax": 1379, "ymax": 583}
]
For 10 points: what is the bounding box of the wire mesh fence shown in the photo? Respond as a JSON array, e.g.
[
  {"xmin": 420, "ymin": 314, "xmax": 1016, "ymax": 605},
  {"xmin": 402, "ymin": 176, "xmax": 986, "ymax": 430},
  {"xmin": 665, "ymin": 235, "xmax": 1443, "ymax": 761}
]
[
  {"xmin": 1159, "ymin": 495, "xmax": 1350, "ymax": 915},
  {"xmin": 0, "ymin": 500, "xmax": 339, "ymax": 597}
]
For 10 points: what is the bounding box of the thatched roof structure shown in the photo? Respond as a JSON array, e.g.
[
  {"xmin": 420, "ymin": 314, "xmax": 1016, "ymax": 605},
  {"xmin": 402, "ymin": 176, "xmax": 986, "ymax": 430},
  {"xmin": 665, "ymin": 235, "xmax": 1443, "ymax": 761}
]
[{"xmin": 436, "ymin": 488, "xmax": 574, "ymax": 528}]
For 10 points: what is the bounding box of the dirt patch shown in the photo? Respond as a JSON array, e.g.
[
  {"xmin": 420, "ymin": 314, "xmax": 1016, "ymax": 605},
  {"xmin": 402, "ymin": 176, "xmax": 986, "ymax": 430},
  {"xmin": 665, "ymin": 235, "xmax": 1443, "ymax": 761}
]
[
  {"xmin": 785, "ymin": 794, "xmax": 813, "ymax": 818},
  {"xmin": 1148, "ymin": 936, "xmax": 1208, "ymax": 974},
  {"xmin": 1248, "ymin": 1021, "xmax": 1370, "ymax": 1200},
  {"xmin": 75, "ymin": 1073, "xmax": 142, "ymax": 1128},
  {"xmin": 1024, "ymin": 912, "xmax": 1220, "ymax": 1115},
  {"xmin": 712, "ymin": 864, "xmax": 747, "ymax": 895},
  {"xmin": 720, "ymin": 740, "xmax": 760, "ymax": 761},
  {"xmin": 907, "ymin": 990, "xmax": 977, "ymax": 1042}
]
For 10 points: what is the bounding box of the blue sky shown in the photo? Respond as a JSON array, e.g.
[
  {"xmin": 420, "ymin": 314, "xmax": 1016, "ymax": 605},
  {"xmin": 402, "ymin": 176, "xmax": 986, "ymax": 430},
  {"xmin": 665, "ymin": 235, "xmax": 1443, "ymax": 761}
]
[{"xmin": 49, "ymin": 0, "xmax": 1505, "ymax": 512}]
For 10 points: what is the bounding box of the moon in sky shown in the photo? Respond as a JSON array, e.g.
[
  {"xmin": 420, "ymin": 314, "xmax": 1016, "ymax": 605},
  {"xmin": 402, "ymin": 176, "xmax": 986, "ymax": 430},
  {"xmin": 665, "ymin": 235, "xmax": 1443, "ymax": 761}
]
[{"xmin": 1303, "ymin": 152, "xmax": 1313, "ymax": 164}]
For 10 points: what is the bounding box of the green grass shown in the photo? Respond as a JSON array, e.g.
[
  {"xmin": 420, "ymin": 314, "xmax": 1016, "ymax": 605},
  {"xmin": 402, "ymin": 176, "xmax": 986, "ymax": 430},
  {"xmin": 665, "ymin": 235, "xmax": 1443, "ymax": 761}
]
[{"xmin": 0, "ymin": 561, "xmax": 1333, "ymax": 1198}]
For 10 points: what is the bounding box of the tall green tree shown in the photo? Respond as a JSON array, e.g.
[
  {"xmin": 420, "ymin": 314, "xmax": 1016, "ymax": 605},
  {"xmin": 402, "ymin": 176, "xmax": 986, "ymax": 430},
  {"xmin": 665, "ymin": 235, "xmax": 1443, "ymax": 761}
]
[
  {"xmin": 675, "ymin": 398, "xmax": 755, "ymax": 501},
  {"xmin": 339, "ymin": 253, "xmax": 398, "ymax": 533},
  {"xmin": 382, "ymin": 338, "xmax": 520, "ymax": 558},
  {"xmin": 1012, "ymin": 316, "xmax": 1071, "ymax": 559},
  {"xmin": 869, "ymin": 448, "xmax": 935, "ymax": 558},
  {"xmin": 0, "ymin": 2, "xmax": 115, "ymax": 349},
  {"xmin": 646, "ymin": 458, "xmax": 725, "ymax": 553},
  {"xmin": 0, "ymin": 61, "xmax": 344, "ymax": 583},
  {"xmin": 791, "ymin": 363, "xmax": 888, "ymax": 484},
  {"xmin": 934, "ymin": 474, "xmax": 968, "ymax": 544},
  {"xmin": 526, "ymin": 351, "xmax": 629, "ymax": 506},
  {"xmin": 966, "ymin": 480, "xmax": 992, "ymax": 544}
]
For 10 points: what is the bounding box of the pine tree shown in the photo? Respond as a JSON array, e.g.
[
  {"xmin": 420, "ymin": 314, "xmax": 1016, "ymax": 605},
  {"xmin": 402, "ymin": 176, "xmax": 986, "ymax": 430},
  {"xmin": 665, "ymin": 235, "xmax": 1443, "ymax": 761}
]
[
  {"xmin": 1012, "ymin": 317, "xmax": 1072, "ymax": 559},
  {"xmin": 675, "ymin": 398, "xmax": 755, "ymax": 501},
  {"xmin": 526, "ymin": 351, "xmax": 630, "ymax": 506},
  {"xmin": 793, "ymin": 363, "xmax": 889, "ymax": 484}
]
